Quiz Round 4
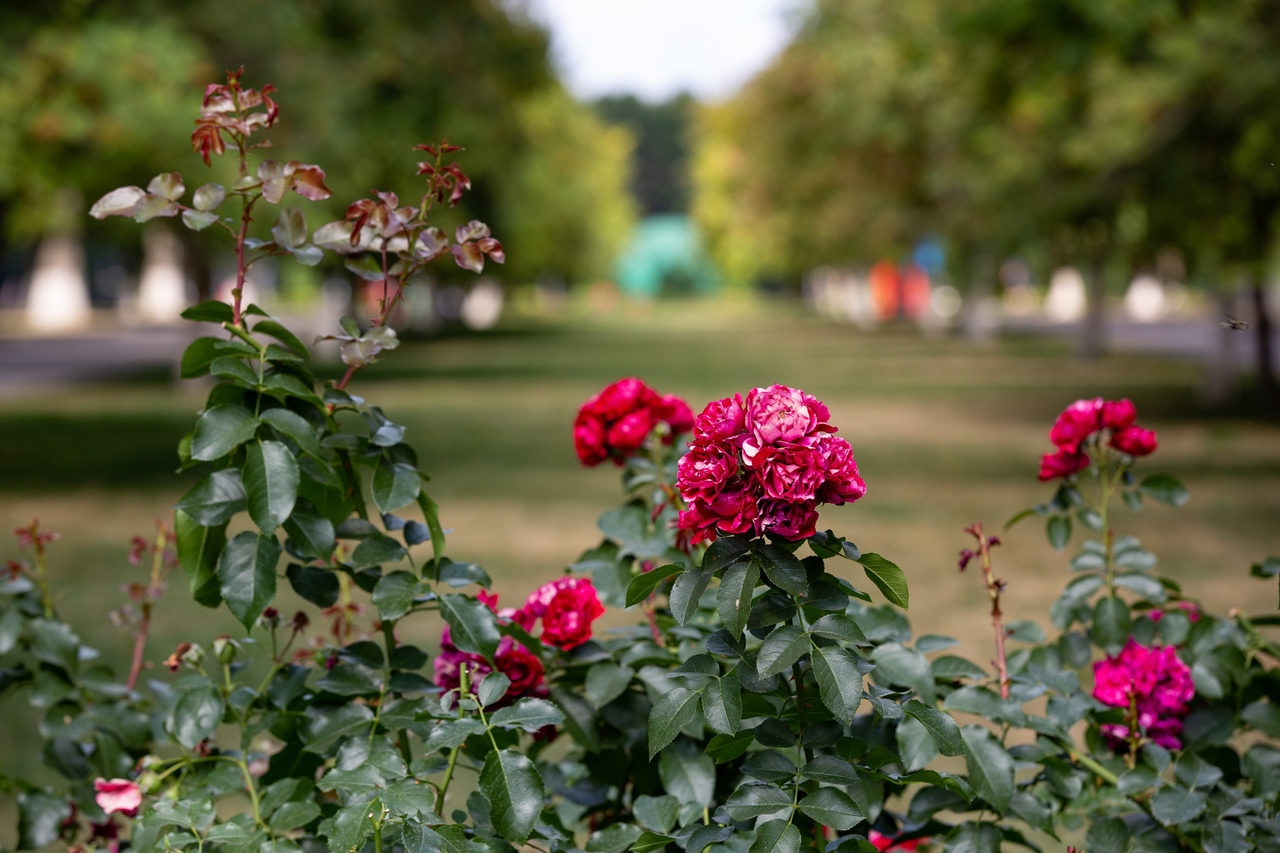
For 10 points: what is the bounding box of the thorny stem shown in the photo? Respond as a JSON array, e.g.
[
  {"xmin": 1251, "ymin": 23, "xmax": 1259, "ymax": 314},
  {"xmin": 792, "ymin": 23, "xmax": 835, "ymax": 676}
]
[
  {"xmin": 435, "ymin": 664, "xmax": 470, "ymax": 813},
  {"xmin": 126, "ymin": 526, "xmax": 171, "ymax": 691},
  {"xmin": 965, "ymin": 522, "xmax": 1010, "ymax": 700}
]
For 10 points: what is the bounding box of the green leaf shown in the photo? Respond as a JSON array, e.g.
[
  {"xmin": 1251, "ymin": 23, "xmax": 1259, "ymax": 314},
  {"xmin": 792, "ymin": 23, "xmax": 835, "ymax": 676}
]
[
  {"xmin": 479, "ymin": 749, "xmax": 543, "ymax": 843},
  {"xmin": 632, "ymin": 795, "xmax": 679, "ymax": 834},
  {"xmin": 757, "ymin": 624, "xmax": 810, "ymax": 677},
  {"xmin": 303, "ymin": 704, "xmax": 375, "ymax": 753},
  {"xmin": 858, "ymin": 552, "xmax": 909, "ymax": 608},
  {"xmin": 268, "ymin": 801, "xmax": 320, "ymax": 831},
  {"xmin": 797, "ymin": 787, "xmax": 864, "ymax": 831},
  {"xmin": 705, "ymin": 730, "xmax": 755, "ymax": 763},
  {"xmin": 961, "ymin": 725, "xmax": 1014, "ymax": 812},
  {"xmin": 1138, "ymin": 473, "xmax": 1190, "ymax": 507},
  {"xmin": 758, "ymin": 544, "xmax": 808, "ymax": 595},
  {"xmin": 439, "ymin": 594, "xmax": 500, "ymax": 659},
  {"xmin": 174, "ymin": 509, "xmax": 225, "ymax": 607},
  {"xmin": 283, "ymin": 506, "xmax": 336, "ymax": 561},
  {"xmin": 217, "ymin": 531, "xmax": 281, "ymax": 628},
  {"xmin": 244, "ymin": 440, "xmax": 299, "ymax": 533},
  {"xmin": 259, "ymin": 408, "xmax": 321, "ymax": 458},
  {"xmin": 586, "ymin": 824, "xmax": 643, "ymax": 853},
  {"xmin": 191, "ymin": 404, "xmax": 260, "ymax": 461},
  {"xmin": 702, "ymin": 535, "xmax": 752, "ymax": 573},
  {"xmin": 701, "ymin": 676, "xmax": 743, "ymax": 734},
  {"xmin": 657, "ymin": 740, "xmax": 715, "ymax": 806},
  {"xmin": 182, "ymin": 301, "xmax": 234, "ymax": 323},
  {"xmin": 944, "ymin": 821, "xmax": 1003, "ymax": 853},
  {"xmin": 625, "ymin": 563, "xmax": 684, "ymax": 608},
  {"xmin": 272, "ymin": 207, "xmax": 308, "ymax": 248},
  {"xmin": 549, "ymin": 686, "xmax": 601, "ymax": 752},
  {"xmin": 799, "ymin": 755, "xmax": 858, "ymax": 784},
  {"xmin": 1047, "ymin": 515, "xmax": 1072, "ymax": 550},
  {"xmin": 417, "ymin": 492, "xmax": 447, "ymax": 566},
  {"xmin": 373, "ymin": 460, "xmax": 421, "ymax": 513},
  {"xmin": 28, "ymin": 618, "xmax": 79, "ymax": 672},
  {"xmin": 254, "ymin": 320, "xmax": 310, "ymax": 358},
  {"xmin": 18, "ymin": 792, "xmax": 72, "ymax": 850},
  {"xmin": 632, "ymin": 832, "xmax": 673, "ymax": 853},
  {"xmin": 897, "ymin": 715, "xmax": 939, "ymax": 772},
  {"xmin": 871, "ymin": 642, "xmax": 936, "ymax": 704},
  {"xmin": 586, "ymin": 662, "xmax": 634, "ymax": 709},
  {"xmin": 490, "ymin": 698, "xmax": 565, "ymax": 732},
  {"xmin": 669, "ymin": 565, "xmax": 714, "ymax": 625},
  {"xmin": 176, "ymin": 469, "xmax": 246, "ymax": 526},
  {"xmin": 717, "ymin": 559, "xmax": 760, "ymax": 639},
  {"xmin": 810, "ymin": 644, "xmax": 863, "ymax": 725},
  {"xmin": 373, "ymin": 571, "xmax": 420, "ymax": 620},
  {"xmin": 749, "ymin": 820, "xmax": 800, "ymax": 853},
  {"xmin": 724, "ymin": 784, "xmax": 792, "ymax": 820},
  {"xmin": 648, "ymin": 687, "xmax": 701, "ymax": 759},
  {"xmin": 808, "ymin": 613, "xmax": 871, "ymax": 647},
  {"xmin": 1092, "ymin": 596, "xmax": 1133, "ymax": 654},
  {"xmin": 423, "ymin": 719, "xmax": 486, "ymax": 754},
  {"xmin": 182, "ymin": 209, "xmax": 218, "ymax": 231},
  {"xmin": 903, "ymin": 699, "xmax": 965, "ymax": 756},
  {"xmin": 169, "ymin": 683, "xmax": 225, "ymax": 749},
  {"xmin": 211, "ymin": 355, "xmax": 260, "ymax": 387},
  {"xmin": 1150, "ymin": 786, "xmax": 1206, "ymax": 825},
  {"xmin": 478, "ymin": 672, "xmax": 511, "ymax": 707},
  {"xmin": 286, "ymin": 564, "xmax": 340, "ymax": 608}
]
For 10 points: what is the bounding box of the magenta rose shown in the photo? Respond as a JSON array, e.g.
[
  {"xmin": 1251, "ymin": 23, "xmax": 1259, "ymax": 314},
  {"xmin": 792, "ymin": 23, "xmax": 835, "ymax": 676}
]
[
  {"xmin": 757, "ymin": 499, "xmax": 819, "ymax": 541},
  {"xmin": 1101, "ymin": 398, "xmax": 1137, "ymax": 430},
  {"xmin": 593, "ymin": 377, "xmax": 652, "ymax": 420},
  {"xmin": 494, "ymin": 637, "xmax": 545, "ymax": 697},
  {"xmin": 94, "ymin": 779, "xmax": 141, "ymax": 817},
  {"xmin": 676, "ymin": 441, "xmax": 740, "ymax": 503},
  {"xmin": 751, "ymin": 444, "xmax": 825, "ymax": 502},
  {"xmin": 524, "ymin": 576, "xmax": 594, "ymax": 620},
  {"xmin": 1110, "ymin": 426, "xmax": 1157, "ymax": 457},
  {"xmin": 693, "ymin": 394, "xmax": 747, "ymax": 444},
  {"xmin": 1049, "ymin": 398, "xmax": 1103, "ymax": 451},
  {"xmin": 661, "ymin": 393, "xmax": 695, "ymax": 438},
  {"xmin": 815, "ymin": 435, "xmax": 867, "ymax": 505},
  {"xmin": 573, "ymin": 413, "xmax": 608, "ymax": 466},
  {"xmin": 677, "ymin": 481, "xmax": 760, "ymax": 544},
  {"xmin": 607, "ymin": 408, "xmax": 659, "ymax": 454},
  {"xmin": 745, "ymin": 384, "xmax": 830, "ymax": 446},
  {"xmin": 1037, "ymin": 448, "xmax": 1090, "ymax": 481},
  {"xmin": 540, "ymin": 579, "xmax": 606, "ymax": 650}
]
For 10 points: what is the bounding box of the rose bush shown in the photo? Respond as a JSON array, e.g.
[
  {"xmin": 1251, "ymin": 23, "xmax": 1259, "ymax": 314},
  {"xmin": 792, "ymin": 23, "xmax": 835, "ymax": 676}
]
[{"xmin": 0, "ymin": 69, "xmax": 1277, "ymax": 853}]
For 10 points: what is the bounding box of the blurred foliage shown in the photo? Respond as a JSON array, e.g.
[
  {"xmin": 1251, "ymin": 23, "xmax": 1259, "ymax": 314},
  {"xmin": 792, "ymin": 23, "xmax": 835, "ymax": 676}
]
[
  {"xmin": 595, "ymin": 94, "xmax": 694, "ymax": 216},
  {"xmin": 693, "ymin": 0, "xmax": 1280, "ymax": 288},
  {"xmin": 0, "ymin": 0, "xmax": 635, "ymax": 285}
]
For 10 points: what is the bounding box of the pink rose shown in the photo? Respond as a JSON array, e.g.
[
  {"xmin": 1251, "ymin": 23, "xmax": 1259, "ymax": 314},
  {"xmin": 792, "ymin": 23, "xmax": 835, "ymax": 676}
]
[
  {"xmin": 868, "ymin": 831, "xmax": 924, "ymax": 852},
  {"xmin": 592, "ymin": 377, "xmax": 651, "ymax": 421},
  {"xmin": 1092, "ymin": 656, "xmax": 1134, "ymax": 707},
  {"xmin": 524, "ymin": 576, "xmax": 594, "ymax": 620},
  {"xmin": 94, "ymin": 779, "xmax": 141, "ymax": 816},
  {"xmin": 757, "ymin": 499, "xmax": 819, "ymax": 541},
  {"xmin": 1037, "ymin": 448, "xmax": 1090, "ymax": 481},
  {"xmin": 752, "ymin": 444, "xmax": 825, "ymax": 502},
  {"xmin": 677, "ymin": 481, "xmax": 760, "ymax": 544},
  {"xmin": 676, "ymin": 441, "xmax": 740, "ymax": 503},
  {"xmin": 693, "ymin": 395, "xmax": 747, "ymax": 444},
  {"xmin": 1049, "ymin": 398, "xmax": 1103, "ymax": 452},
  {"xmin": 1110, "ymin": 426, "xmax": 1157, "ymax": 457},
  {"xmin": 815, "ymin": 436, "xmax": 867, "ymax": 505},
  {"xmin": 607, "ymin": 409, "xmax": 658, "ymax": 455},
  {"xmin": 495, "ymin": 637, "xmax": 545, "ymax": 696},
  {"xmin": 540, "ymin": 579, "xmax": 606, "ymax": 650},
  {"xmin": 745, "ymin": 384, "xmax": 830, "ymax": 446},
  {"xmin": 573, "ymin": 413, "xmax": 608, "ymax": 466},
  {"xmin": 660, "ymin": 394, "xmax": 695, "ymax": 438},
  {"xmin": 1101, "ymin": 398, "xmax": 1137, "ymax": 430}
]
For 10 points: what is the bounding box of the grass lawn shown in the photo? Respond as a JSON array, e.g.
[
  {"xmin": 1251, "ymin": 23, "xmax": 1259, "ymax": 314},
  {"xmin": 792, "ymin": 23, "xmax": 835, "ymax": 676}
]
[{"xmin": 1, "ymin": 295, "xmax": 1278, "ymax": 765}]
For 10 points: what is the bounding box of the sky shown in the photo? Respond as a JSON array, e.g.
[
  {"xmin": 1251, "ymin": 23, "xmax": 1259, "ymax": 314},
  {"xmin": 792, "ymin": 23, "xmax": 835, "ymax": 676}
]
[{"xmin": 522, "ymin": 0, "xmax": 805, "ymax": 103}]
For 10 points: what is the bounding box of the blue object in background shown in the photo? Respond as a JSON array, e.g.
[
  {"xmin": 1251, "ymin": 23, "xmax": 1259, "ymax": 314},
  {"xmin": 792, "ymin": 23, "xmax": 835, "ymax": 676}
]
[{"xmin": 615, "ymin": 214, "xmax": 720, "ymax": 297}]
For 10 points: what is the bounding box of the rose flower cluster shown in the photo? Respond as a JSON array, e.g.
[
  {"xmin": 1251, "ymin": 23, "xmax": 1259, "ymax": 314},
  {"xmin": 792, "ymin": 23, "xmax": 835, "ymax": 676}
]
[
  {"xmin": 574, "ymin": 378, "xmax": 694, "ymax": 466},
  {"xmin": 433, "ymin": 577, "xmax": 605, "ymax": 703},
  {"xmin": 1092, "ymin": 639, "xmax": 1195, "ymax": 750},
  {"xmin": 1039, "ymin": 397, "xmax": 1158, "ymax": 481},
  {"xmin": 676, "ymin": 384, "xmax": 866, "ymax": 544}
]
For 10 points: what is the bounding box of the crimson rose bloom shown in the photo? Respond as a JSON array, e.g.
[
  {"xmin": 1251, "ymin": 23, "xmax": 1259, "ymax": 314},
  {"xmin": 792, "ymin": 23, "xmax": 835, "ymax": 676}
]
[
  {"xmin": 539, "ymin": 580, "xmax": 606, "ymax": 650},
  {"xmin": 1038, "ymin": 396, "xmax": 1158, "ymax": 480},
  {"xmin": 574, "ymin": 378, "xmax": 694, "ymax": 466},
  {"xmin": 677, "ymin": 384, "xmax": 864, "ymax": 544}
]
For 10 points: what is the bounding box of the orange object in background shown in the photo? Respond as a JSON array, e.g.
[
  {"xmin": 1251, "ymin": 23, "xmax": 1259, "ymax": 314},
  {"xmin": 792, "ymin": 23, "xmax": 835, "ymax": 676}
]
[
  {"xmin": 869, "ymin": 260, "xmax": 900, "ymax": 321},
  {"xmin": 901, "ymin": 264, "xmax": 932, "ymax": 321}
]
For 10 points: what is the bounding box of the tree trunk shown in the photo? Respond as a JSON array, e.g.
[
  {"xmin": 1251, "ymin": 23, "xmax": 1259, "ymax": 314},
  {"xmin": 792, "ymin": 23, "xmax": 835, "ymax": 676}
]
[
  {"xmin": 1079, "ymin": 255, "xmax": 1106, "ymax": 360},
  {"xmin": 1250, "ymin": 271, "xmax": 1277, "ymax": 414}
]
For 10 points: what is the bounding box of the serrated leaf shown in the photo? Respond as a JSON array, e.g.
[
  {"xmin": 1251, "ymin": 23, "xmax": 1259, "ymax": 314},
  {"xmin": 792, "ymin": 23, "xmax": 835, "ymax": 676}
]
[
  {"xmin": 669, "ymin": 566, "xmax": 714, "ymax": 625},
  {"xmin": 272, "ymin": 207, "xmax": 308, "ymax": 248},
  {"xmin": 217, "ymin": 531, "xmax": 281, "ymax": 628},
  {"xmin": 724, "ymin": 784, "xmax": 791, "ymax": 821},
  {"xmin": 717, "ymin": 559, "xmax": 760, "ymax": 639},
  {"xmin": 372, "ymin": 570, "xmax": 420, "ymax": 620},
  {"xmin": 648, "ymin": 687, "xmax": 700, "ymax": 759},
  {"xmin": 625, "ymin": 563, "xmax": 684, "ymax": 608},
  {"xmin": 191, "ymin": 404, "xmax": 259, "ymax": 461},
  {"xmin": 479, "ymin": 749, "xmax": 543, "ymax": 843},
  {"xmin": 749, "ymin": 820, "xmax": 800, "ymax": 853},
  {"xmin": 283, "ymin": 506, "xmax": 335, "ymax": 561},
  {"xmin": 810, "ymin": 643, "xmax": 863, "ymax": 725},
  {"xmin": 89, "ymin": 186, "xmax": 145, "ymax": 218},
  {"xmin": 182, "ymin": 210, "xmax": 219, "ymax": 231},
  {"xmin": 586, "ymin": 662, "xmax": 634, "ymax": 709},
  {"xmin": 478, "ymin": 673, "xmax": 511, "ymax": 707},
  {"xmin": 174, "ymin": 509, "xmax": 225, "ymax": 607},
  {"xmin": 797, "ymin": 787, "xmax": 863, "ymax": 831},
  {"xmin": 871, "ymin": 642, "xmax": 935, "ymax": 704},
  {"xmin": 169, "ymin": 683, "xmax": 224, "ymax": 749},
  {"xmin": 632, "ymin": 796, "xmax": 679, "ymax": 834},
  {"xmin": 286, "ymin": 563, "xmax": 339, "ymax": 608},
  {"xmin": 1150, "ymin": 786, "xmax": 1206, "ymax": 825},
  {"xmin": 758, "ymin": 545, "xmax": 808, "ymax": 595},
  {"xmin": 701, "ymin": 676, "xmax": 742, "ymax": 734},
  {"xmin": 1092, "ymin": 596, "xmax": 1132, "ymax": 654},
  {"xmin": 808, "ymin": 613, "xmax": 871, "ymax": 647},
  {"xmin": 193, "ymin": 182, "xmax": 226, "ymax": 211},
  {"xmin": 490, "ymin": 698, "xmax": 565, "ymax": 732},
  {"xmin": 586, "ymin": 824, "xmax": 643, "ymax": 853},
  {"xmin": 657, "ymin": 740, "xmax": 714, "ymax": 806},
  {"xmin": 858, "ymin": 552, "xmax": 909, "ymax": 608},
  {"xmin": 260, "ymin": 408, "xmax": 321, "ymax": 458},
  {"xmin": 757, "ymin": 625, "xmax": 810, "ymax": 677},
  {"xmin": 439, "ymin": 594, "xmax": 500, "ymax": 659},
  {"xmin": 373, "ymin": 460, "xmax": 421, "ymax": 513},
  {"xmin": 961, "ymin": 726, "xmax": 1013, "ymax": 812},
  {"xmin": 903, "ymin": 699, "xmax": 964, "ymax": 756},
  {"xmin": 244, "ymin": 440, "xmax": 299, "ymax": 533},
  {"xmin": 1047, "ymin": 515, "xmax": 1072, "ymax": 550}
]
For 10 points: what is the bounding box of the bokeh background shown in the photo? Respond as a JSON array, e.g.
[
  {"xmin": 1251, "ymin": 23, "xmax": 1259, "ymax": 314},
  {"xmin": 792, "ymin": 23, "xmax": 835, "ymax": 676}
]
[{"xmin": 1, "ymin": 0, "xmax": 1278, "ymax": 765}]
